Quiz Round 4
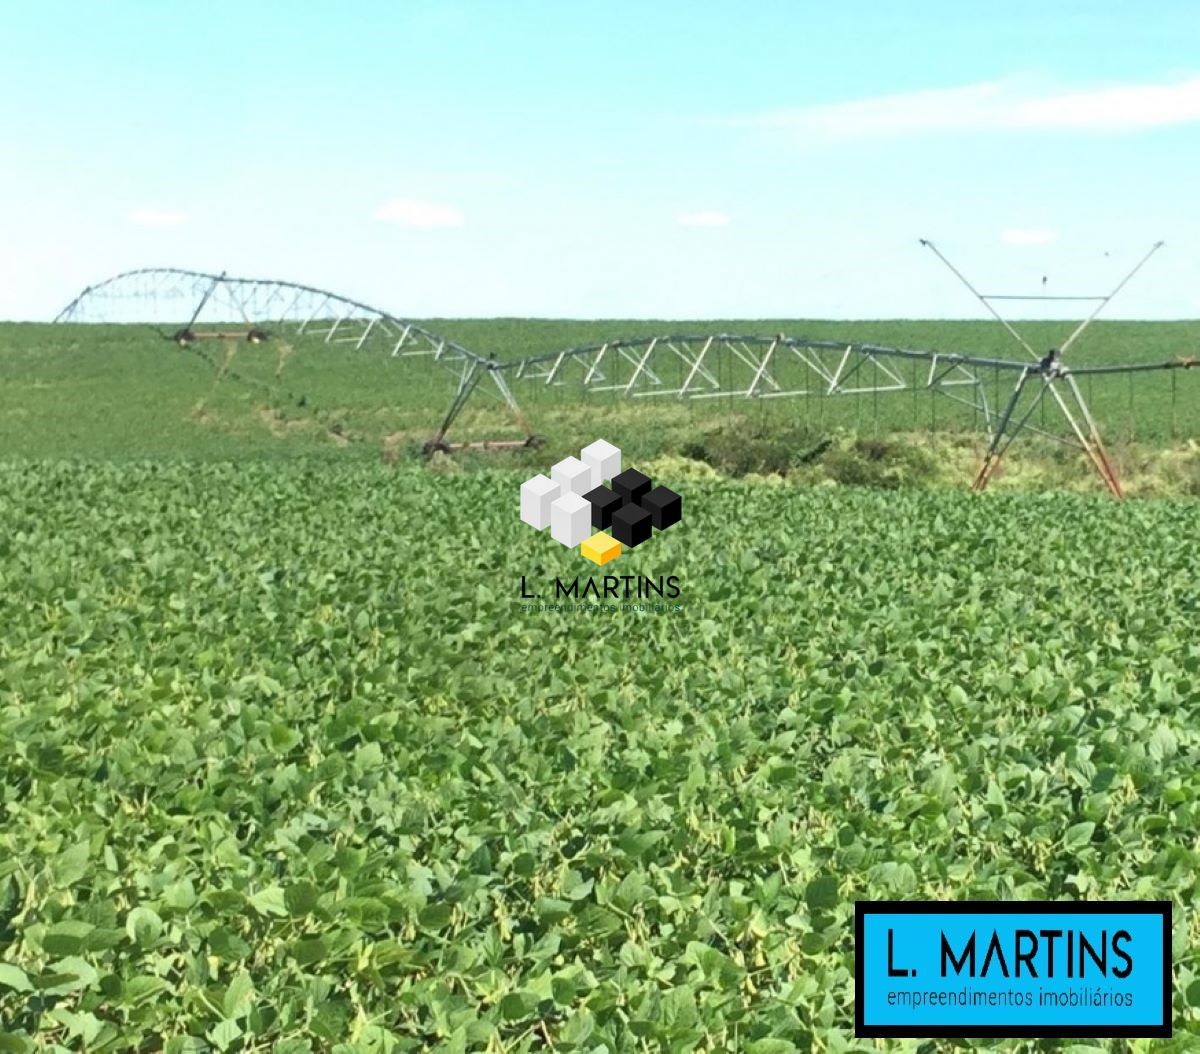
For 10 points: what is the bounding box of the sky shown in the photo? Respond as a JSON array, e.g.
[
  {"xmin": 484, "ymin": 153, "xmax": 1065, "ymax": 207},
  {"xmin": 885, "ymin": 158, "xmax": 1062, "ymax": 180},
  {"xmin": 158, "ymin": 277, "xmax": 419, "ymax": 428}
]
[{"xmin": 3, "ymin": 0, "xmax": 1200, "ymax": 321}]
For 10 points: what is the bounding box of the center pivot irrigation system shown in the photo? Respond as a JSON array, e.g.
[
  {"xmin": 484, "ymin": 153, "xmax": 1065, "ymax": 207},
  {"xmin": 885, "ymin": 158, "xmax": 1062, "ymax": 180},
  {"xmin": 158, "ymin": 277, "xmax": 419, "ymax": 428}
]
[{"xmin": 55, "ymin": 243, "xmax": 1196, "ymax": 497}]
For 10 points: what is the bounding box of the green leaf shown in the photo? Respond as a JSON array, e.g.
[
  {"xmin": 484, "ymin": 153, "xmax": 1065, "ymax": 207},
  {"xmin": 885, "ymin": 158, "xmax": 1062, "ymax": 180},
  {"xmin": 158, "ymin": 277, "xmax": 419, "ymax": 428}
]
[
  {"xmin": 418, "ymin": 902, "xmax": 454, "ymax": 931},
  {"xmin": 290, "ymin": 937, "xmax": 328, "ymax": 965},
  {"xmin": 499, "ymin": 991, "xmax": 532, "ymax": 1021},
  {"xmin": 343, "ymin": 896, "xmax": 388, "ymax": 930},
  {"xmin": 162, "ymin": 878, "xmax": 197, "ymax": 910},
  {"xmin": 1147, "ymin": 723, "xmax": 1178, "ymax": 761},
  {"xmin": 558, "ymin": 1008, "xmax": 594, "ymax": 1044},
  {"xmin": 223, "ymin": 969, "xmax": 255, "ymax": 1020},
  {"xmin": 125, "ymin": 906, "xmax": 164, "ymax": 947},
  {"xmin": 560, "ymin": 873, "xmax": 594, "ymax": 901},
  {"xmin": 535, "ymin": 897, "xmax": 572, "ymax": 923},
  {"xmin": 31, "ymin": 972, "xmax": 79, "ymax": 992},
  {"xmin": 37, "ymin": 957, "xmax": 98, "ymax": 994},
  {"xmin": 123, "ymin": 975, "xmax": 171, "ymax": 1006},
  {"xmin": 805, "ymin": 874, "xmax": 840, "ymax": 912},
  {"xmin": 1063, "ymin": 821, "xmax": 1096, "ymax": 850},
  {"xmin": 51, "ymin": 840, "xmax": 91, "ymax": 887},
  {"xmin": 83, "ymin": 927, "xmax": 126, "ymax": 952},
  {"xmin": 661, "ymin": 985, "xmax": 698, "ymax": 1029},
  {"xmin": 550, "ymin": 974, "xmax": 576, "ymax": 1006},
  {"xmin": 285, "ymin": 881, "xmax": 320, "ymax": 916},
  {"xmin": 0, "ymin": 964, "xmax": 32, "ymax": 992},
  {"xmin": 46, "ymin": 1009, "xmax": 103, "ymax": 1047},
  {"xmin": 42, "ymin": 920, "xmax": 95, "ymax": 957},
  {"xmin": 575, "ymin": 905, "xmax": 623, "ymax": 939},
  {"xmin": 208, "ymin": 1019, "xmax": 242, "ymax": 1052},
  {"xmin": 208, "ymin": 928, "xmax": 252, "ymax": 961},
  {"xmin": 1186, "ymin": 978, "xmax": 1200, "ymax": 1008},
  {"xmin": 249, "ymin": 885, "xmax": 288, "ymax": 917}
]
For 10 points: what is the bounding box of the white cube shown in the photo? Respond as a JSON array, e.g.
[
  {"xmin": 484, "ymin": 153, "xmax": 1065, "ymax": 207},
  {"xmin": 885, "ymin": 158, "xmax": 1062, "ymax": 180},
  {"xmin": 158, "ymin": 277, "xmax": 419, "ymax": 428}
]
[
  {"xmin": 551, "ymin": 456, "xmax": 596, "ymax": 495},
  {"xmin": 520, "ymin": 474, "xmax": 559, "ymax": 530},
  {"xmin": 581, "ymin": 439, "xmax": 621, "ymax": 483},
  {"xmin": 550, "ymin": 492, "xmax": 592, "ymax": 547}
]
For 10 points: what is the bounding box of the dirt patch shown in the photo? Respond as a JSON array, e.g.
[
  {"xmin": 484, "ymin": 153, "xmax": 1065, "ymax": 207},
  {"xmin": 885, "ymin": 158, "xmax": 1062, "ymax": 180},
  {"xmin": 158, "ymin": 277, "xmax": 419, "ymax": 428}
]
[
  {"xmin": 274, "ymin": 342, "xmax": 295, "ymax": 379},
  {"xmin": 256, "ymin": 405, "xmax": 288, "ymax": 437},
  {"xmin": 256, "ymin": 404, "xmax": 317, "ymax": 438}
]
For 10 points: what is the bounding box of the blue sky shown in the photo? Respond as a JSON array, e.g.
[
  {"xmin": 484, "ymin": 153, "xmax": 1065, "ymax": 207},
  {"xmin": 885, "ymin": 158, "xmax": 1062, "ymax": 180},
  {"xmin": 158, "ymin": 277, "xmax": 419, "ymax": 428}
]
[{"xmin": 3, "ymin": 1, "xmax": 1199, "ymax": 321}]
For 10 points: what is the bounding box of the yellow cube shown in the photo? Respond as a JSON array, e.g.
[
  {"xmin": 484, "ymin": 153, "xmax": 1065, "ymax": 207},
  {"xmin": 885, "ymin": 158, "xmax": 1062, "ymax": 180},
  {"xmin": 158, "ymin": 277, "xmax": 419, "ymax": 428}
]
[{"xmin": 581, "ymin": 532, "xmax": 621, "ymax": 566}]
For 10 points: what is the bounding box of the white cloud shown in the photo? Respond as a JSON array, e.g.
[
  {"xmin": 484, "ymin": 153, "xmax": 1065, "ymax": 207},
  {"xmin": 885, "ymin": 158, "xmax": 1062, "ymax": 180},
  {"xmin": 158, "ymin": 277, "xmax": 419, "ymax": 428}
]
[
  {"xmin": 1015, "ymin": 78, "xmax": 1200, "ymax": 130},
  {"xmin": 1002, "ymin": 227, "xmax": 1058, "ymax": 246},
  {"xmin": 734, "ymin": 75, "xmax": 1200, "ymax": 141},
  {"xmin": 677, "ymin": 210, "xmax": 730, "ymax": 227},
  {"xmin": 374, "ymin": 198, "xmax": 465, "ymax": 228},
  {"xmin": 130, "ymin": 208, "xmax": 187, "ymax": 227}
]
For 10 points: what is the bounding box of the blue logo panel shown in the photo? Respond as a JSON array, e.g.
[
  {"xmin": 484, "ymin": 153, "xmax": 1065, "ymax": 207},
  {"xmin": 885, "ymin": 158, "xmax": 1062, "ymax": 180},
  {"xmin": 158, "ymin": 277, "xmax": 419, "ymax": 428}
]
[{"xmin": 855, "ymin": 901, "xmax": 1171, "ymax": 1038}]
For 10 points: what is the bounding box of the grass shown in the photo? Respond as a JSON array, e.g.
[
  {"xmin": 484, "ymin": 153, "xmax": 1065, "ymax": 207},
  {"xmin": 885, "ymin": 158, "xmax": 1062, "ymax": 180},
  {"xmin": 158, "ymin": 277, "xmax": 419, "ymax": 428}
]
[
  {"xmin": 0, "ymin": 321, "xmax": 1196, "ymax": 465},
  {"xmin": 2, "ymin": 319, "xmax": 1196, "ymax": 498}
]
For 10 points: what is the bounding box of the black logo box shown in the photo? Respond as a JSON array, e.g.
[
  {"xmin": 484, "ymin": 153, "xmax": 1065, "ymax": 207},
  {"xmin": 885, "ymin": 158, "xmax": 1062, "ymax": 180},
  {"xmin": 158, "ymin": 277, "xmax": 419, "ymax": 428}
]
[{"xmin": 854, "ymin": 900, "xmax": 1172, "ymax": 1040}]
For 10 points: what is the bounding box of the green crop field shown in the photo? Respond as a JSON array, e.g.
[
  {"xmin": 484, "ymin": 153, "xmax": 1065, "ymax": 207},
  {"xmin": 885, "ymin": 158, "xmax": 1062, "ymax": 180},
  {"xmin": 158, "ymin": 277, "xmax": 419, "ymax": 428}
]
[
  {"xmin": 1, "ymin": 321, "xmax": 1197, "ymax": 465},
  {"xmin": 2, "ymin": 464, "xmax": 1199, "ymax": 1051},
  {"xmin": 1, "ymin": 320, "xmax": 1198, "ymax": 1051}
]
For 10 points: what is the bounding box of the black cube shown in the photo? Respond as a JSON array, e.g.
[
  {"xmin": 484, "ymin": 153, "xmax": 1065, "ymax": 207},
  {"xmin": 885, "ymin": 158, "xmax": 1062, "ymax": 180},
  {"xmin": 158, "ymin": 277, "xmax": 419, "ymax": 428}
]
[
  {"xmin": 612, "ymin": 468, "xmax": 651, "ymax": 506},
  {"xmin": 583, "ymin": 485, "xmax": 623, "ymax": 530},
  {"xmin": 611, "ymin": 502, "xmax": 652, "ymax": 548},
  {"xmin": 641, "ymin": 486, "xmax": 681, "ymax": 530}
]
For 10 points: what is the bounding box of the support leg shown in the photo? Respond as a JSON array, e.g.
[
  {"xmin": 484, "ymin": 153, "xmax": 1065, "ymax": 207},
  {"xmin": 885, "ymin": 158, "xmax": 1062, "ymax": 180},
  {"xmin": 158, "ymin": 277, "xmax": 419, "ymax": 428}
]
[
  {"xmin": 489, "ymin": 366, "xmax": 535, "ymax": 440},
  {"xmin": 428, "ymin": 360, "xmax": 483, "ymax": 453},
  {"xmin": 973, "ymin": 369, "xmax": 1030, "ymax": 491},
  {"xmin": 1053, "ymin": 374, "xmax": 1124, "ymax": 498}
]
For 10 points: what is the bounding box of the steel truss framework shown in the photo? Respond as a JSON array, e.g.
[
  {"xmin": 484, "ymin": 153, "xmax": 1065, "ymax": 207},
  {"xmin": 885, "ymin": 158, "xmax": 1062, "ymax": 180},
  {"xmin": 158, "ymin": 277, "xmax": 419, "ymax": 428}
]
[
  {"xmin": 55, "ymin": 257, "xmax": 1195, "ymax": 496},
  {"xmin": 918, "ymin": 238, "xmax": 1171, "ymax": 497},
  {"xmin": 54, "ymin": 267, "xmax": 525, "ymax": 421}
]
